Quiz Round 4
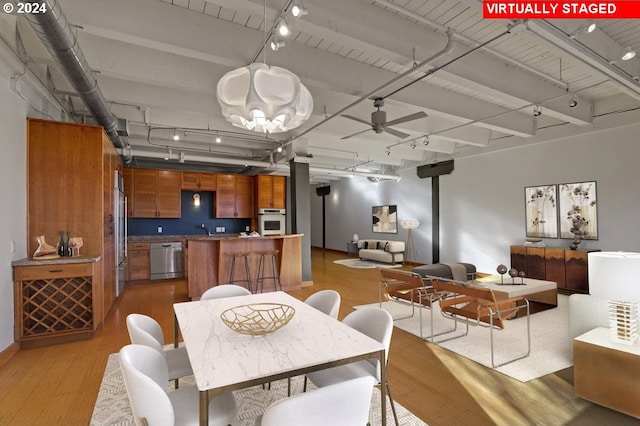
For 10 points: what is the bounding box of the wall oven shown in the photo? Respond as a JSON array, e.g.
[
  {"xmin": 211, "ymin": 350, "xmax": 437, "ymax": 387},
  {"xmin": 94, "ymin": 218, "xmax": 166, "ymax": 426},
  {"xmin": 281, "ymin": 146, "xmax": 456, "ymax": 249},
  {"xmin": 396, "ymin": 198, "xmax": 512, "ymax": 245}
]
[{"xmin": 258, "ymin": 208, "xmax": 286, "ymax": 235}]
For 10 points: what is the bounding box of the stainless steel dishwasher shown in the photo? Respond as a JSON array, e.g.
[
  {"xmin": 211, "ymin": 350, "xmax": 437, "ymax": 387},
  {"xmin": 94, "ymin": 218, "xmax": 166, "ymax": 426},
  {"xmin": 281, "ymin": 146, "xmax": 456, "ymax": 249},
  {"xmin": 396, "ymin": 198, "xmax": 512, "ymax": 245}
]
[{"xmin": 150, "ymin": 242, "xmax": 183, "ymax": 280}]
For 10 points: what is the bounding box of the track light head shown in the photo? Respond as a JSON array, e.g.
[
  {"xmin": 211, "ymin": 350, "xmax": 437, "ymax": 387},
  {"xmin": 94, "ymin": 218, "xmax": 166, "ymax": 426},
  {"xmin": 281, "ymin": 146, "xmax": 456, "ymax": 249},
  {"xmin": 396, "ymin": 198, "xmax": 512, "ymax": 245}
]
[
  {"xmin": 277, "ymin": 19, "xmax": 290, "ymax": 37},
  {"xmin": 291, "ymin": 1, "xmax": 308, "ymax": 17},
  {"xmin": 621, "ymin": 47, "xmax": 637, "ymax": 61},
  {"xmin": 423, "ymin": 136, "xmax": 430, "ymax": 146},
  {"xmin": 385, "ymin": 148, "xmax": 391, "ymax": 156},
  {"xmin": 270, "ymin": 39, "xmax": 286, "ymax": 51},
  {"xmin": 568, "ymin": 96, "xmax": 578, "ymax": 108},
  {"xmin": 215, "ymin": 136, "xmax": 222, "ymax": 143},
  {"xmin": 276, "ymin": 145, "xmax": 283, "ymax": 153},
  {"xmin": 410, "ymin": 142, "xmax": 416, "ymax": 149},
  {"xmin": 533, "ymin": 106, "xmax": 542, "ymax": 117}
]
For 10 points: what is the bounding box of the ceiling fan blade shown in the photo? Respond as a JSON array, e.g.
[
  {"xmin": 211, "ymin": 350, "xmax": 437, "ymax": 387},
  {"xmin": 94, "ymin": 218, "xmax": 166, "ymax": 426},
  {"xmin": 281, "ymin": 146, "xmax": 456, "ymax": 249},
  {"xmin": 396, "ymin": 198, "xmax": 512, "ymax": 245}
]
[
  {"xmin": 341, "ymin": 128, "xmax": 371, "ymax": 140},
  {"xmin": 341, "ymin": 114, "xmax": 372, "ymax": 126},
  {"xmin": 383, "ymin": 126, "xmax": 410, "ymax": 139},
  {"xmin": 384, "ymin": 111, "xmax": 427, "ymax": 127}
]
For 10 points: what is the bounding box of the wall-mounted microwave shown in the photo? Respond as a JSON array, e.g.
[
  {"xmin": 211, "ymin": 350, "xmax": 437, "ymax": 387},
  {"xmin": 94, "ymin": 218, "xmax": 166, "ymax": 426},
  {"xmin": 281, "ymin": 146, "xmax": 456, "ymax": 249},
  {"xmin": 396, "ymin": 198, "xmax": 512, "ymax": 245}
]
[{"xmin": 258, "ymin": 208, "xmax": 286, "ymax": 235}]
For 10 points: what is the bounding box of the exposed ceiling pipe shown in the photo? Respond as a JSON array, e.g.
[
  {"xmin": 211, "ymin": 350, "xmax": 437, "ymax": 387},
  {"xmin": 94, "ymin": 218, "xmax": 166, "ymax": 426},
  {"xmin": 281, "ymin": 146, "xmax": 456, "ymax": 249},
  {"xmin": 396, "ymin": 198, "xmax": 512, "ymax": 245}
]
[
  {"xmin": 24, "ymin": 0, "xmax": 128, "ymax": 148},
  {"xmin": 121, "ymin": 149, "xmax": 401, "ymax": 181}
]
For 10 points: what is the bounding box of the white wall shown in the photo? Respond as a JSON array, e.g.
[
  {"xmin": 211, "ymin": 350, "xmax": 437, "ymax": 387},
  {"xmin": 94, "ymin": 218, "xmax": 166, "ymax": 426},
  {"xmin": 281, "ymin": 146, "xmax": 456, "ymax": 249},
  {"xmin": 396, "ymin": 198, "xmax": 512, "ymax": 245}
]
[
  {"xmin": 0, "ymin": 59, "xmax": 28, "ymax": 352},
  {"xmin": 312, "ymin": 122, "xmax": 640, "ymax": 276}
]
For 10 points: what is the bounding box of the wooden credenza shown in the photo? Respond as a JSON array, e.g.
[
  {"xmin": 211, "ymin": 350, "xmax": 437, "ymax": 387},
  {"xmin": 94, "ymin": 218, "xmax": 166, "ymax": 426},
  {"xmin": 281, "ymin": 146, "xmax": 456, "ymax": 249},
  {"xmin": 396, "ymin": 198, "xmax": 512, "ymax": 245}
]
[
  {"xmin": 510, "ymin": 245, "xmax": 593, "ymax": 293},
  {"xmin": 12, "ymin": 257, "xmax": 103, "ymax": 348}
]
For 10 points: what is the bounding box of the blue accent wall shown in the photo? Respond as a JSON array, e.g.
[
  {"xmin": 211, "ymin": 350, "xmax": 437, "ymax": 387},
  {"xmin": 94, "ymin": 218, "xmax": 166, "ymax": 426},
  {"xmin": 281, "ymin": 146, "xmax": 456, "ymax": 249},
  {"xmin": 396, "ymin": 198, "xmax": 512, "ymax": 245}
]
[{"xmin": 127, "ymin": 190, "xmax": 250, "ymax": 236}]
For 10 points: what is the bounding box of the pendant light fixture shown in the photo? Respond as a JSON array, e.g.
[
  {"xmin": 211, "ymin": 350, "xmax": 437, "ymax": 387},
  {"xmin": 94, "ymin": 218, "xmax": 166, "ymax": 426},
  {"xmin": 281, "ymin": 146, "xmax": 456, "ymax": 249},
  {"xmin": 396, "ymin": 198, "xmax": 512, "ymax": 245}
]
[{"xmin": 215, "ymin": 0, "xmax": 313, "ymax": 133}]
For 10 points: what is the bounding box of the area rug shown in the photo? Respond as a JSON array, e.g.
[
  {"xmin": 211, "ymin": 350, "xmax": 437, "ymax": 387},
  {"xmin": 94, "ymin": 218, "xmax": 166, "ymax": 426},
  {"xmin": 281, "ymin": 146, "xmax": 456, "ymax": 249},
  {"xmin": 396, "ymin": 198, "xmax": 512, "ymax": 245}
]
[
  {"xmin": 356, "ymin": 295, "xmax": 572, "ymax": 383},
  {"xmin": 334, "ymin": 258, "xmax": 403, "ymax": 269},
  {"xmin": 91, "ymin": 353, "xmax": 427, "ymax": 425}
]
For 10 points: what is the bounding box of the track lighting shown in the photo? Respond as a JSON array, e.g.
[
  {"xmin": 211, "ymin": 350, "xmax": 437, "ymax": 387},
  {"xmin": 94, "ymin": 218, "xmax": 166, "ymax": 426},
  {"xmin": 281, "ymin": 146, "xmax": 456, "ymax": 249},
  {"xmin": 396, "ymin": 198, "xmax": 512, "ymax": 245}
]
[
  {"xmin": 570, "ymin": 22, "xmax": 596, "ymax": 38},
  {"xmin": 291, "ymin": 1, "xmax": 308, "ymax": 17},
  {"xmin": 385, "ymin": 148, "xmax": 391, "ymax": 156},
  {"xmin": 533, "ymin": 106, "xmax": 542, "ymax": 117},
  {"xmin": 276, "ymin": 145, "xmax": 283, "ymax": 153},
  {"xmin": 423, "ymin": 136, "xmax": 430, "ymax": 146},
  {"xmin": 215, "ymin": 136, "xmax": 222, "ymax": 143},
  {"xmin": 173, "ymin": 132, "xmax": 180, "ymax": 141},
  {"xmin": 277, "ymin": 19, "xmax": 290, "ymax": 37},
  {"xmin": 621, "ymin": 47, "xmax": 636, "ymax": 61},
  {"xmin": 568, "ymin": 96, "xmax": 578, "ymax": 108},
  {"xmin": 270, "ymin": 39, "xmax": 285, "ymax": 51},
  {"xmin": 410, "ymin": 142, "xmax": 416, "ymax": 149}
]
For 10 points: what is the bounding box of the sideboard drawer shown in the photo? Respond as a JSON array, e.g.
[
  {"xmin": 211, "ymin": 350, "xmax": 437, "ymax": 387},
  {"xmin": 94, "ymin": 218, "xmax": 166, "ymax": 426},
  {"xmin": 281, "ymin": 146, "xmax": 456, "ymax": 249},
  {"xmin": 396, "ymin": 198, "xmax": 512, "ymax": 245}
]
[{"xmin": 14, "ymin": 263, "xmax": 93, "ymax": 280}]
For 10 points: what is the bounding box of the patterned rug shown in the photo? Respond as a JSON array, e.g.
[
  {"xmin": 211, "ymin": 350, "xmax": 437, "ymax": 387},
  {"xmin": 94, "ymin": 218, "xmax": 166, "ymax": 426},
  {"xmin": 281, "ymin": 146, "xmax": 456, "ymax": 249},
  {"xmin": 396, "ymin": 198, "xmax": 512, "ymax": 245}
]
[
  {"xmin": 91, "ymin": 353, "xmax": 427, "ymax": 425},
  {"xmin": 334, "ymin": 258, "xmax": 403, "ymax": 269}
]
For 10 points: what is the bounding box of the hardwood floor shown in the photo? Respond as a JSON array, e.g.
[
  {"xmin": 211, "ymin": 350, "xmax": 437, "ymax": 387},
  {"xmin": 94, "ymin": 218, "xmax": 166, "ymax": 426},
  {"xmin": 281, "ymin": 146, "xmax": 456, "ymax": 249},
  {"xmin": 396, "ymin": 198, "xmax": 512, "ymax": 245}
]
[{"xmin": 0, "ymin": 248, "xmax": 637, "ymax": 425}]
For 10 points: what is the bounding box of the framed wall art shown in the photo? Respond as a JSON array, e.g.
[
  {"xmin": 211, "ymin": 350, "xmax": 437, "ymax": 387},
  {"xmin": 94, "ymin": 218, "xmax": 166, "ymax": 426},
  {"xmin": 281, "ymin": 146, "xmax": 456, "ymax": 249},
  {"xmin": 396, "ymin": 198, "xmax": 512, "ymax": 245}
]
[
  {"xmin": 558, "ymin": 181, "xmax": 598, "ymax": 239},
  {"xmin": 372, "ymin": 205, "xmax": 397, "ymax": 234},
  {"xmin": 525, "ymin": 185, "xmax": 558, "ymax": 238}
]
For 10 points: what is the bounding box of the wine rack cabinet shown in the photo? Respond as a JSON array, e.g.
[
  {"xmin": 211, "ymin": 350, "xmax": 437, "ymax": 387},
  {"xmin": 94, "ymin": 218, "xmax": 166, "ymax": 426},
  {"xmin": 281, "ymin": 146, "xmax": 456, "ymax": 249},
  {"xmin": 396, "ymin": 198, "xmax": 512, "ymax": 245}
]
[{"xmin": 13, "ymin": 259, "xmax": 103, "ymax": 348}]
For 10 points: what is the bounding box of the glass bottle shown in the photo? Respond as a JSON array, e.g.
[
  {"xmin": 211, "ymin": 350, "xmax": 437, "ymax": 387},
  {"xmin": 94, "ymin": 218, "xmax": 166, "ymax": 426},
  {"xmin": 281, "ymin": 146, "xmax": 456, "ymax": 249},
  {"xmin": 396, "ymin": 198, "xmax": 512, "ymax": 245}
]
[
  {"xmin": 65, "ymin": 231, "xmax": 73, "ymax": 257},
  {"xmin": 57, "ymin": 231, "xmax": 66, "ymax": 256}
]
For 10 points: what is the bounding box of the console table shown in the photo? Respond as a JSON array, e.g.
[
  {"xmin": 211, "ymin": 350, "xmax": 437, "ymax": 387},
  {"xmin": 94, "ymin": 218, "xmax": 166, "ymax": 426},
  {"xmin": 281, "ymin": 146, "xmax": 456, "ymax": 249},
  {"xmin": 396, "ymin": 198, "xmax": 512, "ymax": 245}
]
[{"xmin": 573, "ymin": 327, "xmax": 640, "ymax": 419}]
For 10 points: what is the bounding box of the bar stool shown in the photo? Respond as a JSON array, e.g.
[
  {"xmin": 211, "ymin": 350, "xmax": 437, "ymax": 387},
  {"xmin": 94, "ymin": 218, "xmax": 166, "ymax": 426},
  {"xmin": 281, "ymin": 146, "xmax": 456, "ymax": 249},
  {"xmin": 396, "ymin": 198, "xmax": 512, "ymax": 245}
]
[
  {"xmin": 255, "ymin": 250, "xmax": 282, "ymax": 293},
  {"xmin": 228, "ymin": 252, "xmax": 253, "ymax": 293}
]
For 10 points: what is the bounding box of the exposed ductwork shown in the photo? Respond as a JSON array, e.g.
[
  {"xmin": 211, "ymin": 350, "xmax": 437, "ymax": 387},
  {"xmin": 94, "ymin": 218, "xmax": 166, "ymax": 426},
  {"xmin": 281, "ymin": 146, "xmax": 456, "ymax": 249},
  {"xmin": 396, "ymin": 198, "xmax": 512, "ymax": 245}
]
[{"xmin": 24, "ymin": 0, "xmax": 128, "ymax": 149}]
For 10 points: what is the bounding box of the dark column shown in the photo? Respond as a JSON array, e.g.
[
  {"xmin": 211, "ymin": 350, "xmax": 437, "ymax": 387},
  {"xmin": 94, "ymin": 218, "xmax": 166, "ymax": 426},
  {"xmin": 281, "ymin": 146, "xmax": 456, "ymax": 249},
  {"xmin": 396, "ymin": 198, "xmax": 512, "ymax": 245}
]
[
  {"xmin": 432, "ymin": 176, "xmax": 440, "ymax": 264},
  {"xmin": 289, "ymin": 159, "xmax": 312, "ymax": 282}
]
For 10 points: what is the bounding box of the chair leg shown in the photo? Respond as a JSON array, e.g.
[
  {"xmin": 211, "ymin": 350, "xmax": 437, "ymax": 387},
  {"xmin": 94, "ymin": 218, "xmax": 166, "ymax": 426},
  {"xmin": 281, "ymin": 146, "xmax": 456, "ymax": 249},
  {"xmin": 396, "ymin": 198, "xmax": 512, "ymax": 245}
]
[
  {"xmin": 302, "ymin": 375, "xmax": 308, "ymax": 392},
  {"xmin": 386, "ymin": 381, "xmax": 400, "ymax": 426},
  {"xmin": 174, "ymin": 378, "xmax": 179, "ymax": 389},
  {"xmin": 287, "ymin": 377, "xmax": 291, "ymax": 397}
]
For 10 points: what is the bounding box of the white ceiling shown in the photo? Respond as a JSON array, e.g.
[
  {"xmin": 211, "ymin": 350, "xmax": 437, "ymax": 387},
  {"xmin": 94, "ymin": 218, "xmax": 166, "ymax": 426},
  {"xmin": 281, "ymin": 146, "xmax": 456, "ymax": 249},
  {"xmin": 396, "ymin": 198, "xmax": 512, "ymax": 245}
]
[{"xmin": 6, "ymin": 0, "xmax": 640, "ymax": 182}]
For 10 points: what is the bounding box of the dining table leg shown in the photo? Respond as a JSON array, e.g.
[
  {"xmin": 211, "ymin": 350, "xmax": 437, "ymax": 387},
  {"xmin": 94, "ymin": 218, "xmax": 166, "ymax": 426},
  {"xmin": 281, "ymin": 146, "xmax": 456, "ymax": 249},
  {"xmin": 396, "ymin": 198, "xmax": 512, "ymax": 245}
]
[
  {"xmin": 379, "ymin": 349, "xmax": 387, "ymax": 426},
  {"xmin": 199, "ymin": 390, "xmax": 208, "ymax": 426}
]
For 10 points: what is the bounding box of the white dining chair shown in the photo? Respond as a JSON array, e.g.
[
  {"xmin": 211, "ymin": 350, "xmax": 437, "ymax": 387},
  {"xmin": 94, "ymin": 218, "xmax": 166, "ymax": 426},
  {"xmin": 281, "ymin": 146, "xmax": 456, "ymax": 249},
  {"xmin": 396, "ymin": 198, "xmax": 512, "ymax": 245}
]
[
  {"xmin": 119, "ymin": 344, "xmax": 237, "ymax": 426},
  {"xmin": 305, "ymin": 306, "xmax": 400, "ymax": 426},
  {"xmin": 256, "ymin": 376, "xmax": 376, "ymax": 426},
  {"xmin": 304, "ymin": 289, "xmax": 341, "ymax": 318},
  {"xmin": 126, "ymin": 313, "xmax": 193, "ymax": 389},
  {"xmin": 200, "ymin": 284, "xmax": 252, "ymax": 300}
]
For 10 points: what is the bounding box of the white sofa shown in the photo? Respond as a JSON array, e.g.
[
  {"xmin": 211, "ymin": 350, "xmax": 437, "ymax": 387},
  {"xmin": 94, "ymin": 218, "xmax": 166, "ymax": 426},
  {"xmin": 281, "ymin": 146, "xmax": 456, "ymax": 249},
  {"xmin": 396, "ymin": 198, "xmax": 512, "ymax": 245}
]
[{"xmin": 357, "ymin": 239, "xmax": 405, "ymax": 264}]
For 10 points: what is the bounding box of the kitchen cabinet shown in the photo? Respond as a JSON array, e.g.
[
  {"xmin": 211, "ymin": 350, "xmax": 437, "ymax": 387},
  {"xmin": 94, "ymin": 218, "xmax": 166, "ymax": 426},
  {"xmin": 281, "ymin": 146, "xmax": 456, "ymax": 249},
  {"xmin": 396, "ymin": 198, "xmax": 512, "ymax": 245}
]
[
  {"xmin": 130, "ymin": 168, "xmax": 181, "ymax": 218},
  {"xmin": 181, "ymin": 171, "xmax": 217, "ymax": 191},
  {"xmin": 13, "ymin": 257, "xmax": 103, "ymax": 348},
  {"xmin": 126, "ymin": 242, "xmax": 151, "ymax": 281},
  {"xmin": 27, "ymin": 118, "xmax": 120, "ymax": 318},
  {"xmin": 256, "ymin": 175, "xmax": 286, "ymax": 209},
  {"xmin": 510, "ymin": 245, "xmax": 592, "ymax": 293},
  {"xmin": 216, "ymin": 174, "xmax": 254, "ymax": 218}
]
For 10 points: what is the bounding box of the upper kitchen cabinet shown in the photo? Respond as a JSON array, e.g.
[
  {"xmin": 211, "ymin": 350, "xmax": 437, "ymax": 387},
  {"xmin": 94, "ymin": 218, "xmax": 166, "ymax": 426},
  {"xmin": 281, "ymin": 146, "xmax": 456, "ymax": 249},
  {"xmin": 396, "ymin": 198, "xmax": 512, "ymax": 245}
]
[
  {"xmin": 27, "ymin": 118, "xmax": 121, "ymax": 315},
  {"xmin": 129, "ymin": 168, "xmax": 181, "ymax": 218},
  {"xmin": 256, "ymin": 175, "xmax": 286, "ymax": 210},
  {"xmin": 181, "ymin": 171, "xmax": 217, "ymax": 191},
  {"xmin": 216, "ymin": 174, "xmax": 254, "ymax": 218}
]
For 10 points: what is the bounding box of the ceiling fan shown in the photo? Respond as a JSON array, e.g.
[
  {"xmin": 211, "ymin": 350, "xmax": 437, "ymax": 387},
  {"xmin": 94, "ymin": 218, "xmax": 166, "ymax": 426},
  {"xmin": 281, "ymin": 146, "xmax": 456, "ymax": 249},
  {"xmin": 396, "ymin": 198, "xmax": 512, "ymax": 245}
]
[{"xmin": 341, "ymin": 97, "xmax": 427, "ymax": 140}]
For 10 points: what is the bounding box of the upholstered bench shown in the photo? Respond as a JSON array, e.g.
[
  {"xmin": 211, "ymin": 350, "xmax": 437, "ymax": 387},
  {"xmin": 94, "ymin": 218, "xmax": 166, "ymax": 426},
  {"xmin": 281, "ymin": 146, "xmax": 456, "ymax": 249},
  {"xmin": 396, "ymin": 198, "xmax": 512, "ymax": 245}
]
[{"xmin": 412, "ymin": 263, "xmax": 477, "ymax": 281}]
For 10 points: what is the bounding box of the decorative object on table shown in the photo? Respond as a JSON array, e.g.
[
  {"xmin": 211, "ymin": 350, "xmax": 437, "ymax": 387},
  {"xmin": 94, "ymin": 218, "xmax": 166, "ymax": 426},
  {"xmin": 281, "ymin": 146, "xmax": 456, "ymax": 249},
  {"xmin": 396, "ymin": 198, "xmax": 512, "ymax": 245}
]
[
  {"xmin": 399, "ymin": 218, "xmax": 420, "ymax": 264},
  {"xmin": 33, "ymin": 235, "xmax": 59, "ymax": 259},
  {"xmin": 372, "ymin": 205, "xmax": 397, "ymax": 234},
  {"xmin": 70, "ymin": 237, "xmax": 83, "ymax": 257},
  {"xmin": 508, "ymin": 268, "xmax": 518, "ymax": 284},
  {"xmin": 221, "ymin": 303, "xmax": 295, "ymax": 336},
  {"xmin": 608, "ymin": 300, "xmax": 638, "ymax": 346},
  {"xmin": 497, "ymin": 264, "xmax": 508, "ymax": 285},
  {"xmin": 518, "ymin": 270, "xmax": 526, "ymax": 285},
  {"xmin": 558, "ymin": 181, "xmax": 598, "ymax": 243},
  {"xmin": 524, "ymin": 185, "xmax": 558, "ymax": 239}
]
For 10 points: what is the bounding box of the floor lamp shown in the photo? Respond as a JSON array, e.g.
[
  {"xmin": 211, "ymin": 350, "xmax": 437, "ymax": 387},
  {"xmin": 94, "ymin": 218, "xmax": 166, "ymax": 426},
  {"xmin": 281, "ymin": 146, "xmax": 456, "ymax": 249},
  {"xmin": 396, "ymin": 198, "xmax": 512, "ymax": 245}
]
[{"xmin": 399, "ymin": 218, "xmax": 420, "ymax": 265}]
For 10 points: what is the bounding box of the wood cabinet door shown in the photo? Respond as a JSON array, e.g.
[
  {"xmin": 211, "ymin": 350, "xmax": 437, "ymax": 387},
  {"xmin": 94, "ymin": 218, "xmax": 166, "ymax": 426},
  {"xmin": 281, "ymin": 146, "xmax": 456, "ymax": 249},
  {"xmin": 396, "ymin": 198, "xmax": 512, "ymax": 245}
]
[
  {"xmin": 198, "ymin": 173, "xmax": 217, "ymax": 191},
  {"xmin": 510, "ymin": 246, "xmax": 527, "ymax": 273},
  {"xmin": 565, "ymin": 250, "xmax": 589, "ymax": 292},
  {"xmin": 216, "ymin": 174, "xmax": 236, "ymax": 218},
  {"xmin": 157, "ymin": 170, "xmax": 181, "ymax": 218},
  {"xmin": 235, "ymin": 175, "xmax": 254, "ymax": 218},
  {"xmin": 526, "ymin": 247, "xmax": 546, "ymax": 279},
  {"xmin": 123, "ymin": 168, "xmax": 134, "ymax": 217},
  {"xmin": 128, "ymin": 250, "xmax": 150, "ymax": 281},
  {"xmin": 256, "ymin": 175, "xmax": 273, "ymax": 209},
  {"xmin": 181, "ymin": 171, "xmax": 200, "ymax": 190},
  {"xmin": 133, "ymin": 169, "xmax": 159, "ymax": 217},
  {"xmin": 272, "ymin": 176, "xmax": 286, "ymax": 209},
  {"xmin": 545, "ymin": 248, "xmax": 566, "ymax": 288}
]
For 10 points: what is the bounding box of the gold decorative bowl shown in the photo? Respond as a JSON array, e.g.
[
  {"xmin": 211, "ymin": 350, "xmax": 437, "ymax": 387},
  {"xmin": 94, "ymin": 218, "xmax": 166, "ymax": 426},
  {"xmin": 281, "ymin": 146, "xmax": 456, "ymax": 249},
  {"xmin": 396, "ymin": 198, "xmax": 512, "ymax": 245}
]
[{"xmin": 221, "ymin": 303, "xmax": 296, "ymax": 336}]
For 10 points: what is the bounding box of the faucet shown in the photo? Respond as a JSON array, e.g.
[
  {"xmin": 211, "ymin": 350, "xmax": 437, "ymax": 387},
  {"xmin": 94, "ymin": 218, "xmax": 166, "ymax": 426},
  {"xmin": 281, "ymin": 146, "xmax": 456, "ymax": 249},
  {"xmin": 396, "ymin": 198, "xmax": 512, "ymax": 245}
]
[{"xmin": 200, "ymin": 224, "xmax": 212, "ymax": 236}]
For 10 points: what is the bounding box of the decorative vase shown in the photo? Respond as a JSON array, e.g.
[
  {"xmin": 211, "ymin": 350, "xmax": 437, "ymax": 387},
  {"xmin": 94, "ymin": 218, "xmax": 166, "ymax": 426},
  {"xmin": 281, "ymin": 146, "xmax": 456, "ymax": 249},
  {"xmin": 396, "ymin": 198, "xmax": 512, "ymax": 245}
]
[
  {"xmin": 33, "ymin": 235, "xmax": 58, "ymax": 258},
  {"xmin": 569, "ymin": 237, "xmax": 582, "ymax": 250}
]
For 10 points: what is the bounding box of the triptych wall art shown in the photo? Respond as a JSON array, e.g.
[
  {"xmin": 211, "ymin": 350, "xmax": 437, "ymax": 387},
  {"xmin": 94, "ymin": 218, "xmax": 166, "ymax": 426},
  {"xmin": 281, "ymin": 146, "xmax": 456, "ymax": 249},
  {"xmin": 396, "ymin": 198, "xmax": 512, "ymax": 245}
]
[{"xmin": 525, "ymin": 181, "xmax": 598, "ymax": 240}]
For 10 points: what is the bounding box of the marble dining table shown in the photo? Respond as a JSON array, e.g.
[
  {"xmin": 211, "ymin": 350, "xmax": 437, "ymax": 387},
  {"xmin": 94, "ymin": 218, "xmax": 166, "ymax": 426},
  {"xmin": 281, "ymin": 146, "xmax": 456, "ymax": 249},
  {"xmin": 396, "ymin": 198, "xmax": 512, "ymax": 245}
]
[{"xmin": 173, "ymin": 291, "xmax": 387, "ymax": 425}]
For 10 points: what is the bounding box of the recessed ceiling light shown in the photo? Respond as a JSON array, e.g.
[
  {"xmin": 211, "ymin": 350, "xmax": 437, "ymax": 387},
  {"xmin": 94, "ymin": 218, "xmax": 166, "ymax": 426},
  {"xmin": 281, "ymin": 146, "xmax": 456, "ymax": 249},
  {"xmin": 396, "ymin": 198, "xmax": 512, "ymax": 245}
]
[{"xmin": 587, "ymin": 22, "xmax": 596, "ymax": 33}]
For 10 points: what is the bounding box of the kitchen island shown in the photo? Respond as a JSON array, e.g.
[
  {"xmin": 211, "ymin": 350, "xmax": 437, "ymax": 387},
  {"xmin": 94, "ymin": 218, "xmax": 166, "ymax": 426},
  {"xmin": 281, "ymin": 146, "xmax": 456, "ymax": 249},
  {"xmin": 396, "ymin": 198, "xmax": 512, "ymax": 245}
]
[{"xmin": 186, "ymin": 234, "xmax": 303, "ymax": 299}]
